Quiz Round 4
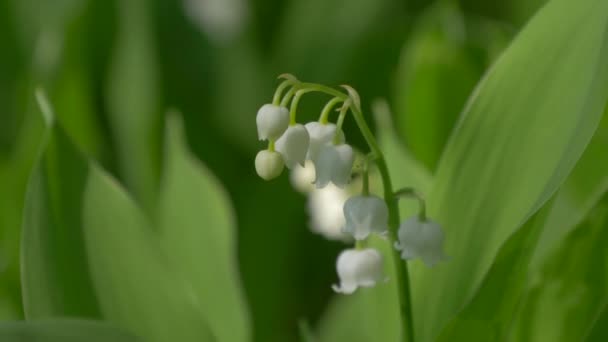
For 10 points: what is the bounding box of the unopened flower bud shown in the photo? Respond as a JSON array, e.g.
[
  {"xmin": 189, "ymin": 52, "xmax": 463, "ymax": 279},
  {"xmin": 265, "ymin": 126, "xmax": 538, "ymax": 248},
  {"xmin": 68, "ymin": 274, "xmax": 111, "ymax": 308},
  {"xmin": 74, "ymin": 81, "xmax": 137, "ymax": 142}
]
[
  {"xmin": 332, "ymin": 248, "xmax": 384, "ymax": 294},
  {"xmin": 314, "ymin": 144, "xmax": 354, "ymax": 189},
  {"xmin": 395, "ymin": 217, "xmax": 446, "ymax": 267},
  {"xmin": 275, "ymin": 124, "xmax": 309, "ymax": 169},
  {"xmin": 255, "ymin": 150, "xmax": 284, "ymax": 180},
  {"xmin": 256, "ymin": 104, "xmax": 289, "ymax": 141},
  {"xmin": 343, "ymin": 195, "xmax": 389, "ymax": 240}
]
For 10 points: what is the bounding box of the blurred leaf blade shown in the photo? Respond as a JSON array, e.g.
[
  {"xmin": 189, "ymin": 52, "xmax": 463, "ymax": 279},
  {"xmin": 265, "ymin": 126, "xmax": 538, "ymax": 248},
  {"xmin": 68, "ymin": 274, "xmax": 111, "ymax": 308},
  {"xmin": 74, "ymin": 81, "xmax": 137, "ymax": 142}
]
[
  {"xmin": 83, "ymin": 164, "xmax": 215, "ymax": 342},
  {"xmin": 158, "ymin": 113, "xmax": 251, "ymax": 342},
  {"xmin": 106, "ymin": 0, "xmax": 161, "ymax": 210},
  {"xmin": 393, "ymin": 2, "xmax": 482, "ymax": 171},
  {"xmin": 413, "ymin": 0, "xmax": 608, "ymax": 340},
  {"xmin": 0, "ymin": 319, "xmax": 142, "ymax": 342},
  {"xmin": 21, "ymin": 94, "xmax": 100, "ymax": 319}
]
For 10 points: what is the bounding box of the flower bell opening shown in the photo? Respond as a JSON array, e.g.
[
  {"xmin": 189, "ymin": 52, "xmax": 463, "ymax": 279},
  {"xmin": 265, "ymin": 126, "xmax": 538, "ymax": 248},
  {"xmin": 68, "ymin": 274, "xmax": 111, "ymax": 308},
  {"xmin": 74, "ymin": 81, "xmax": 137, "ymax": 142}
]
[
  {"xmin": 314, "ymin": 143, "xmax": 354, "ymax": 189},
  {"xmin": 395, "ymin": 217, "xmax": 447, "ymax": 267},
  {"xmin": 343, "ymin": 195, "xmax": 389, "ymax": 240},
  {"xmin": 332, "ymin": 248, "xmax": 385, "ymax": 294}
]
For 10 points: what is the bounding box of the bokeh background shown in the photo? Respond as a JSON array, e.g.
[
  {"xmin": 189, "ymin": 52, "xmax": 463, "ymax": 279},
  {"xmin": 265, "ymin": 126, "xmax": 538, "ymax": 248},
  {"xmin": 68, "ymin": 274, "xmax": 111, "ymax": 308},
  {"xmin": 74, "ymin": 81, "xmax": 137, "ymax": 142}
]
[{"xmin": 0, "ymin": 0, "xmax": 547, "ymax": 341}]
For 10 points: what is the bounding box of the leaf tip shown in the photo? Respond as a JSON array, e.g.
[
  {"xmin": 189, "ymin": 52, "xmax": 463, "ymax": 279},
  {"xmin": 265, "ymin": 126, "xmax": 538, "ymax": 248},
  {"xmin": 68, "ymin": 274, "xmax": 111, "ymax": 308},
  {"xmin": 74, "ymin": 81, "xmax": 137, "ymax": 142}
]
[{"xmin": 35, "ymin": 88, "xmax": 55, "ymax": 127}]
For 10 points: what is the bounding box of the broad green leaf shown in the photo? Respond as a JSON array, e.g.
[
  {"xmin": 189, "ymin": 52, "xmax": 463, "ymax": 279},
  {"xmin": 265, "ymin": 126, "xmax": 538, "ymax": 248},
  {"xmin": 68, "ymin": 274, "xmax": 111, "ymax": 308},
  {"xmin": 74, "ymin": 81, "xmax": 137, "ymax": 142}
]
[
  {"xmin": 106, "ymin": 0, "xmax": 161, "ymax": 210},
  {"xmin": 21, "ymin": 94, "xmax": 100, "ymax": 319},
  {"xmin": 531, "ymin": 108, "xmax": 608, "ymax": 268},
  {"xmin": 412, "ymin": 0, "xmax": 608, "ymax": 340},
  {"xmin": 317, "ymin": 101, "xmax": 432, "ymax": 342},
  {"xmin": 393, "ymin": 2, "xmax": 481, "ymax": 171},
  {"xmin": 83, "ymin": 165, "xmax": 215, "ymax": 342},
  {"xmin": 436, "ymin": 200, "xmax": 553, "ymax": 341},
  {"xmin": 437, "ymin": 108, "xmax": 608, "ymax": 340},
  {"xmin": 508, "ymin": 195, "xmax": 608, "ymax": 342},
  {"xmin": 158, "ymin": 114, "xmax": 250, "ymax": 342},
  {"xmin": 22, "ymin": 95, "xmax": 214, "ymax": 342},
  {"xmin": 0, "ymin": 319, "xmax": 141, "ymax": 342}
]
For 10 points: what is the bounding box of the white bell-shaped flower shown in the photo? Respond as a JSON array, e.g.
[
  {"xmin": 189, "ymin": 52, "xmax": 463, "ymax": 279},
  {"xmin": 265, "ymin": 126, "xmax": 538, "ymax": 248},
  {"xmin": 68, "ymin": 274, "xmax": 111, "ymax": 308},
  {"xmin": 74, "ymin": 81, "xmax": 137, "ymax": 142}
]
[
  {"xmin": 304, "ymin": 122, "xmax": 344, "ymax": 161},
  {"xmin": 314, "ymin": 144, "xmax": 354, "ymax": 189},
  {"xmin": 275, "ymin": 124, "xmax": 310, "ymax": 169},
  {"xmin": 308, "ymin": 184, "xmax": 351, "ymax": 241},
  {"xmin": 256, "ymin": 104, "xmax": 289, "ymax": 141},
  {"xmin": 255, "ymin": 150, "xmax": 284, "ymax": 180},
  {"xmin": 332, "ymin": 248, "xmax": 384, "ymax": 294},
  {"xmin": 395, "ymin": 217, "xmax": 446, "ymax": 267},
  {"xmin": 290, "ymin": 160, "xmax": 316, "ymax": 193},
  {"xmin": 343, "ymin": 195, "xmax": 389, "ymax": 240}
]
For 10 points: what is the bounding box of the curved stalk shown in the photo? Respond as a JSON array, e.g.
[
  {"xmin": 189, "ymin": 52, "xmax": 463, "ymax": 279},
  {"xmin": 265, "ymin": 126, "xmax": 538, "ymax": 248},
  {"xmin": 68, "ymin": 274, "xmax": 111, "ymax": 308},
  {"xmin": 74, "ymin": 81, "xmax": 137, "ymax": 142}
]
[{"xmin": 294, "ymin": 82, "xmax": 415, "ymax": 342}]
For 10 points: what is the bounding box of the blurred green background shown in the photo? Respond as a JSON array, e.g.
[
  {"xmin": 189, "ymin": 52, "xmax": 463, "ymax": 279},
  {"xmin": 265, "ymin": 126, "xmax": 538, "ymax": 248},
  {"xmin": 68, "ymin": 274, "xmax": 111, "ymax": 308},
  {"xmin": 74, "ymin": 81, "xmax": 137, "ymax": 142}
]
[{"xmin": 0, "ymin": 0, "xmax": 551, "ymax": 341}]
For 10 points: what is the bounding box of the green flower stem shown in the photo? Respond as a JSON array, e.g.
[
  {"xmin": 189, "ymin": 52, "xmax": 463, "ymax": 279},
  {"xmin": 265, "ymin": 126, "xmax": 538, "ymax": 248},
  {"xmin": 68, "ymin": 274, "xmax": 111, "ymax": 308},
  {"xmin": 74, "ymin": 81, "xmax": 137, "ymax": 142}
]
[
  {"xmin": 394, "ymin": 188, "xmax": 427, "ymax": 221},
  {"xmin": 296, "ymin": 82, "xmax": 415, "ymax": 342},
  {"xmin": 289, "ymin": 89, "xmax": 316, "ymax": 125},
  {"xmin": 319, "ymin": 97, "xmax": 344, "ymax": 124},
  {"xmin": 273, "ymin": 80, "xmax": 294, "ymax": 105},
  {"xmin": 268, "ymin": 139, "xmax": 276, "ymax": 152},
  {"xmin": 333, "ymin": 101, "xmax": 351, "ymax": 144},
  {"xmin": 362, "ymin": 158, "xmax": 370, "ymax": 196}
]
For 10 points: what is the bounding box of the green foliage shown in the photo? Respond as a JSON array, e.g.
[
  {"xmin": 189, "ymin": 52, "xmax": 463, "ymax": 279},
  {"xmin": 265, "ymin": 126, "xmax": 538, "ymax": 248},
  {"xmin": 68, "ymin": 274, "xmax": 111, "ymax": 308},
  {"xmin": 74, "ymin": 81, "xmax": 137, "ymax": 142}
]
[
  {"xmin": 3, "ymin": 0, "xmax": 608, "ymax": 340},
  {"xmin": 0, "ymin": 319, "xmax": 141, "ymax": 342},
  {"xmin": 413, "ymin": 0, "xmax": 608, "ymax": 340}
]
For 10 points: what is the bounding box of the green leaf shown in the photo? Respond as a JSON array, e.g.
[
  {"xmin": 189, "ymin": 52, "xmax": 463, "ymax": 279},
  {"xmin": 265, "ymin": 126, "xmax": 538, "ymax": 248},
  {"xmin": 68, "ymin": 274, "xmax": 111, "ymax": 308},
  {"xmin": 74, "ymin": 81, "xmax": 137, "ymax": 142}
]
[
  {"xmin": 21, "ymin": 94, "xmax": 100, "ymax": 319},
  {"xmin": 106, "ymin": 0, "xmax": 161, "ymax": 210},
  {"xmin": 157, "ymin": 113, "xmax": 251, "ymax": 342},
  {"xmin": 436, "ymin": 108, "xmax": 608, "ymax": 340},
  {"xmin": 531, "ymin": 108, "xmax": 608, "ymax": 268},
  {"xmin": 23, "ymin": 95, "xmax": 215, "ymax": 342},
  {"xmin": 436, "ymin": 200, "xmax": 553, "ymax": 341},
  {"xmin": 585, "ymin": 304, "xmax": 608, "ymax": 341},
  {"xmin": 412, "ymin": 0, "xmax": 608, "ymax": 340},
  {"xmin": 508, "ymin": 195, "xmax": 608, "ymax": 342},
  {"xmin": 393, "ymin": 2, "xmax": 482, "ymax": 171},
  {"xmin": 82, "ymin": 165, "xmax": 215, "ymax": 342},
  {"xmin": 0, "ymin": 319, "xmax": 141, "ymax": 342}
]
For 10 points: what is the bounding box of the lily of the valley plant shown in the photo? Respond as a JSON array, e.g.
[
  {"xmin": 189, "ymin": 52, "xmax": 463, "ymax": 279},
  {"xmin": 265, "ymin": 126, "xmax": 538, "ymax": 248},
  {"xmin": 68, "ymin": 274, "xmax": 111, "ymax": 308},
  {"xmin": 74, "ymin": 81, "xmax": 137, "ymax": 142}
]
[{"xmin": 255, "ymin": 74, "xmax": 447, "ymax": 342}]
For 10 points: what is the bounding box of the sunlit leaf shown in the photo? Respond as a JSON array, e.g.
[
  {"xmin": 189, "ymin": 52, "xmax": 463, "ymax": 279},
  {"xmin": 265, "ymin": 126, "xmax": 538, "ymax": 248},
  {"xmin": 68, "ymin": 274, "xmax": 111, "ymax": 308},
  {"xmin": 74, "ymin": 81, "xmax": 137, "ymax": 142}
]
[
  {"xmin": 0, "ymin": 319, "xmax": 141, "ymax": 342},
  {"xmin": 158, "ymin": 113, "xmax": 250, "ymax": 342},
  {"xmin": 412, "ymin": 0, "xmax": 608, "ymax": 340}
]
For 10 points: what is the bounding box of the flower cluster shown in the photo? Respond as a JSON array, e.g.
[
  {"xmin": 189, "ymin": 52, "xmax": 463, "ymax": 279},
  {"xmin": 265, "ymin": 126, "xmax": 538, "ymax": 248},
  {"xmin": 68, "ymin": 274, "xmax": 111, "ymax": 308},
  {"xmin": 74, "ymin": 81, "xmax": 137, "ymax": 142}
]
[{"xmin": 255, "ymin": 75, "xmax": 446, "ymax": 295}]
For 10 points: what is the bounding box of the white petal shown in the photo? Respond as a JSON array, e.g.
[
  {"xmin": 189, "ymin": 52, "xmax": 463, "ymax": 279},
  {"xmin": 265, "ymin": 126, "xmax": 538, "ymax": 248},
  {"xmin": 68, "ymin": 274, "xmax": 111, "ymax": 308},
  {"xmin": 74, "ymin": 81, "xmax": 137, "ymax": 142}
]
[
  {"xmin": 333, "ymin": 248, "xmax": 384, "ymax": 295},
  {"xmin": 307, "ymin": 184, "xmax": 350, "ymax": 241},
  {"xmin": 395, "ymin": 217, "xmax": 446, "ymax": 267},
  {"xmin": 343, "ymin": 195, "xmax": 389, "ymax": 240},
  {"xmin": 305, "ymin": 122, "xmax": 344, "ymax": 161},
  {"xmin": 290, "ymin": 160, "xmax": 316, "ymax": 193},
  {"xmin": 256, "ymin": 104, "xmax": 289, "ymax": 141},
  {"xmin": 314, "ymin": 144, "xmax": 354, "ymax": 189},
  {"xmin": 275, "ymin": 124, "xmax": 310, "ymax": 168}
]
